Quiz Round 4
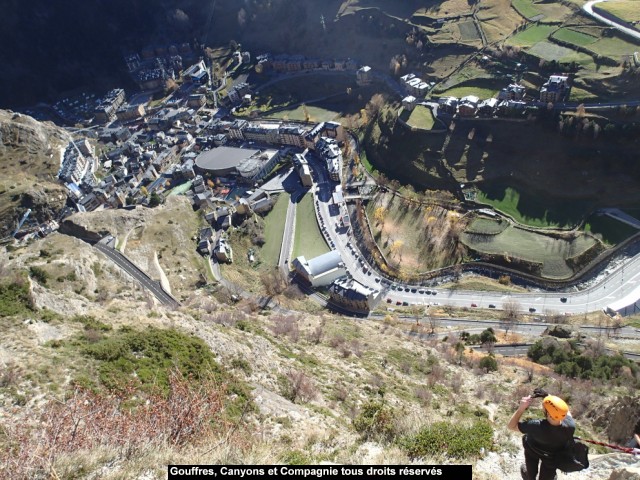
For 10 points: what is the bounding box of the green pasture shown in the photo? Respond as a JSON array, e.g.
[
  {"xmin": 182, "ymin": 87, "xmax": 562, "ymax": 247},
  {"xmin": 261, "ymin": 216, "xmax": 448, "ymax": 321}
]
[
  {"xmin": 475, "ymin": 183, "xmax": 589, "ymax": 228},
  {"xmin": 292, "ymin": 193, "xmax": 329, "ymax": 260},
  {"xmin": 512, "ymin": 0, "xmax": 541, "ymax": 19},
  {"xmin": 269, "ymin": 104, "xmax": 340, "ymax": 122},
  {"xmin": 460, "ymin": 227, "xmax": 597, "ymax": 278},
  {"xmin": 438, "ymin": 78, "xmax": 504, "ymax": 99},
  {"xmin": 407, "ymin": 105, "xmax": 436, "ymax": 130},
  {"xmin": 507, "ymin": 25, "xmax": 556, "ymax": 47},
  {"xmin": 261, "ymin": 194, "xmax": 289, "ymax": 266},
  {"xmin": 589, "ymin": 36, "xmax": 640, "ymax": 57},
  {"xmin": 551, "ymin": 28, "xmax": 597, "ymax": 47}
]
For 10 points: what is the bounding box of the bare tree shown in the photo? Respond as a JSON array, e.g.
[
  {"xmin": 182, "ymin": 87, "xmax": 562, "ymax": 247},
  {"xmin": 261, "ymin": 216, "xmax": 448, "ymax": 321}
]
[
  {"xmin": 285, "ymin": 370, "xmax": 317, "ymax": 403},
  {"xmin": 409, "ymin": 305, "xmax": 423, "ymax": 326},
  {"xmin": 427, "ymin": 310, "xmax": 437, "ymax": 335},
  {"xmin": 501, "ymin": 300, "xmax": 521, "ymax": 340}
]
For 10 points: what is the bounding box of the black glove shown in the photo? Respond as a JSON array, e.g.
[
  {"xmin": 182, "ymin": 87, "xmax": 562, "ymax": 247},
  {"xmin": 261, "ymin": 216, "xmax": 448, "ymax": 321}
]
[{"xmin": 532, "ymin": 387, "xmax": 549, "ymax": 398}]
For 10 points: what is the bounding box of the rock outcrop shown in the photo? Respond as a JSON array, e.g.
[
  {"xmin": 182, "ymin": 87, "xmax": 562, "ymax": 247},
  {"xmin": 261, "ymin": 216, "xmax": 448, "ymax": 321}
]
[
  {"xmin": 0, "ymin": 110, "xmax": 70, "ymax": 237},
  {"xmin": 591, "ymin": 395, "xmax": 640, "ymax": 444}
]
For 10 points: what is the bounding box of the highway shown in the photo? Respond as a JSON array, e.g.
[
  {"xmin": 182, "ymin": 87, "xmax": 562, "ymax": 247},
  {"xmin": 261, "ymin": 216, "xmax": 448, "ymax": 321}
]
[
  {"xmin": 302, "ymin": 141, "xmax": 640, "ymax": 319},
  {"xmin": 374, "ymin": 314, "xmax": 640, "ymax": 340},
  {"xmin": 474, "ymin": 343, "xmax": 640, "ymax": 363}
]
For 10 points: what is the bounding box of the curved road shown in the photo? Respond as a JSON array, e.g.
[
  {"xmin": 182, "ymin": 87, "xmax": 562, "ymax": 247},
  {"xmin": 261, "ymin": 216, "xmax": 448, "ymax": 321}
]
[
  {"xmin": 304, "ymin": 137, "xmax": 640, "ymax": 318},
  {"xmin": 583, "ymin": 0, "xmax": 640, "ymax": 42}
]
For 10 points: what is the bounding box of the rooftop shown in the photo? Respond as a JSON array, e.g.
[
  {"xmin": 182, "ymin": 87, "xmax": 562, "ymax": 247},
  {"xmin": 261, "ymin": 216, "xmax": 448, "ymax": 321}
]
[
  {"xmin": 306, "ymin": 250, "xmax": 343, "ymax": 276},
  {"xmin": 195, "ymin": 146, "xmax": 260, "ymax": 171}
]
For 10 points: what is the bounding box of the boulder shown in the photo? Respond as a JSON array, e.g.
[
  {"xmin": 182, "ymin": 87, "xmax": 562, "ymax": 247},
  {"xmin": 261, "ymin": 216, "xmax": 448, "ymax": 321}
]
[
  {"xmin": 590, "ymin": 395, "xmax": 640, "ymax": 445},
  {"xmin": 608, "ymin": 466, "xmax": 640, "ymax": 480}
]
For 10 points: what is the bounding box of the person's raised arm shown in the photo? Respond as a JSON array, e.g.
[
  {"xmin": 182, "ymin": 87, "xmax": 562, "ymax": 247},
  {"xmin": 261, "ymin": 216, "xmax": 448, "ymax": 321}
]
[{"xmin": 508, "ymin": 395, "xmax": 532, "ymax": 432}]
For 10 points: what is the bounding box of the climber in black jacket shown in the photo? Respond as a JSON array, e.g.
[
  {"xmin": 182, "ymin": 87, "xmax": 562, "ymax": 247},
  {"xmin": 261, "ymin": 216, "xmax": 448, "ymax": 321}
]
[{"xmin": 508, "ymin": 393, "xmax": 575, "ymax": 480}]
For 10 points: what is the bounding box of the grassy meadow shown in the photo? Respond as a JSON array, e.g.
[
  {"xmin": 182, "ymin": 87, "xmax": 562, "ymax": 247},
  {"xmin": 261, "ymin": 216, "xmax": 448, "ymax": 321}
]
[
  {"xmin": 261, "ymin": 194, "xmax": 289, "ymax": 266},
  {"xmin": 461, "ymin": 224, "xmax": 598, "ymax": 278},
  {"xmin": 597, "ymin": 0, "xmax": 640, "ymax": 22},
  {"xmin": 292, "ymin": 193, "xmax": 329, "ymax": 260},
  {"xmin": 406, "ymin": 105, "xmax": 437, "ymax": 130}
]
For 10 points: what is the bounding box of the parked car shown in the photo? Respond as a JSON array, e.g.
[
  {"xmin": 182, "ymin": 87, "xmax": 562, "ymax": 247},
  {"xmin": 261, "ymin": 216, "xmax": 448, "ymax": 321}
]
[
  {"xmin": 471, "ymin": 303, "xmax": 478, "ymax": 307},
  {"xmin": 560, "ymin": 297, "xmax": 567, "ymax": 303},
  {"xmin": 529, "ymin": 307, "xmax": 537, "ymax": 313},
  {"xmin": 488, "ymin": 304, "xmax": 496, "ymax": 309}
]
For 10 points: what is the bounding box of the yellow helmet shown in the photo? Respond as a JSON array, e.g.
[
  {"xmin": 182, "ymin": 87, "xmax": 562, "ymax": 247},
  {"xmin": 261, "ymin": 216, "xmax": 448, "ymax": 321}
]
[{"xmin": 543, "ymin": 395, "xmax": 569, "ymax": 422}]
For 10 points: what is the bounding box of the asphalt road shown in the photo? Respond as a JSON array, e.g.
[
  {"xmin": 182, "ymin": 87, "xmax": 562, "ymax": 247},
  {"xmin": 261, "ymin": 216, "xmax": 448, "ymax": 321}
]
[
  {"xmin": 583, "ymin": 0, "xmax": 640, "ymax": 42},
  {"xmin": 303, "ymin": 142, "xmax": 640, "ymax": 318}
]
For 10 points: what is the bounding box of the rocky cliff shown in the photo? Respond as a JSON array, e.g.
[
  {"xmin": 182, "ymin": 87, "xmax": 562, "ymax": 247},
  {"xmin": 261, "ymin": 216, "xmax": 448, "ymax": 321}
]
[{"xmin": 0, "ymin": 110, "xmax": 69, "ymax": 237}]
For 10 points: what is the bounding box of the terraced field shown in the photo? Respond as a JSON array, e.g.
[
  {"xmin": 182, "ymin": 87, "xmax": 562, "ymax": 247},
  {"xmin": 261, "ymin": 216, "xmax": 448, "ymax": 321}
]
[
  {"xmin": 512, "ymin": 0, "xmax": 541, "ymax": 20},
  {"xmin": 551, "ymin": 27, "xmax": 639, "ymax": 60},
  {"xmin": 465, "ymin": 217, "xmax": 509, "ymax": 235},
  {"xmin": 438, "ymin": 78, "xmax": 503, "ymax": 99},
  {"xmin": 511, "ymin": 0, "xmax": 574, "ymax": 22},
  {"xmin": 551, "ymin": 28, "xmax": 598, "ymax": 47},
  {"xmin": 458, "ymin": 20, "xmax": 482, "ymax": 42},
  {"xmin": 507, "ymin": 25, "xmax": 557, "ymax": 47},
  {"xmin": 461, "ymin": 226, "xmax": 598, "ymax": 278},
  {"xmin": 588, "ymin": 35, "xmax": 640, "ymax": 57},
  {"xmin": 528, "ymin": 41, "xmax": 594, "ymax": 65}
]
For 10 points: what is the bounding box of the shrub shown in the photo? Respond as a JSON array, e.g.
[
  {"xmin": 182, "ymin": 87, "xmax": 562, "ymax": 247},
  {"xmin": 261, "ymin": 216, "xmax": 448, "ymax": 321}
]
[
  {"xmin": 1, "ymin": 369, "xmax": 231, "ymax": 478},
  {"xmin": 480, "ymin": 328, "xmax": 497, "ymax": 345},
  {"xmin": 280, "ymin": 450, "xmax": 312, "ymax": 465},
  {"xmin": 281, "ymin": 369, "xmax": 317, "ymax": 404},
  {"xmin": 0, "ymin": 274, "xmax": 34, "ymax": 316},
  {"xmin": 528, "ymin": 339, "xmax": 638, "ymax": 384},
  {"xmin": 270, "ymin": 315, "xmax": 300, "ymax": 342},
  {"xmin": 72, "ymin": 314, "xmax": 112, "ymax": 331},
  {"xmin": 353, "ymin": 401, "xmax": 396, "ymax": 442},
  {"xmin": 82, "ymin": 327, "xmax": 222, "ymax": 394},
  {"xmin": 28, "ymin": 266, "xmax": 49, "ymax": 285},
  {"xmin": 479, "ymin": 354, "xmax": 498, "ymax": 373},
  {"xmin": 401, "ymin": 420, "xmax": 493, "ymax": 459}
]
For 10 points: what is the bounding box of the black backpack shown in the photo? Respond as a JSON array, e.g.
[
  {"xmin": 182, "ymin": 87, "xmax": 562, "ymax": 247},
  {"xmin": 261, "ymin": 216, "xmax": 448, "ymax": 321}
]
[{"xmin": 554, "ymin": 439, "xmax": 590, "ymax": 473}]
